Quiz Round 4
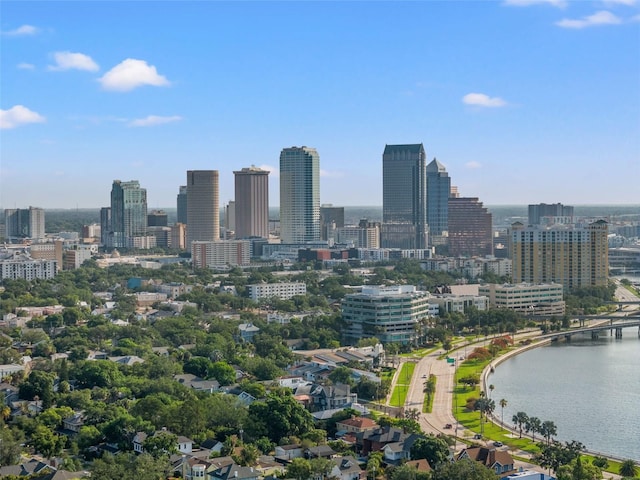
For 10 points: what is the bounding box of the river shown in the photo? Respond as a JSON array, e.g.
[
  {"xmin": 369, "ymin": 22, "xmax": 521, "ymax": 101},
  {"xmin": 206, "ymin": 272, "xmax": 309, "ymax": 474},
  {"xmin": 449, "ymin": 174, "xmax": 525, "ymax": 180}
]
[{"xmin": 488, "ymin": 327, "xmax": 640, "ymax": 461}]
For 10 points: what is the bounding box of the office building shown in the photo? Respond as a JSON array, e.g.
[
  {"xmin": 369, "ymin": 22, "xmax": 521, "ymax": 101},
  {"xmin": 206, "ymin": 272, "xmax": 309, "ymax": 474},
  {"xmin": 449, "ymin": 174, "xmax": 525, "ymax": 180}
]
[
  {"xmin": 479, "ymin": 282, "xmax": 565, "ymax": 316},
  {"xmin": 336, "ymin": 221, "xmax": 380, "ymax": 249},
  {"xmin": 528, "ymin": 203, "xmax": 574, "ymax": 226},
  {"xmin": 510, "ymin": 220, "xmax": 609, "ymax": 289},
  {"xmin": 225, "ymin": 201, "xmax": 236, "ymax": 236},
  {"xmin": 171, "ymin": 223, "xmax": 187, "ymax": 250},
  {"xmin": 381, "ymin": 144, "xmax": 428, "ymax": 249},
  {"xmin": 320, "ymin": 205, "xmax": 345, "ymax": 241},
  {"xmin": 177, "ymin": 186, "xmax": 188, "ymax": 225},
  {"xmin": 279, "ymin": 146, "xmax": 320, "ymax": 243},
  {"xmin": 426, "ymin": 158, "xmax": 451, "ymax": 244},
  {"xmin": 4, "ymin": 207, "xmax": 45, "ymax": 241},
  {"xmin": 342, "ymin": 285, "xmax": 431, "ymax": 345},
  {"xmin": 234, "ymin": 166, "xmax": 269, "ymax": 239},
  {"xmin": 448, "ymin": 197, "xmax": 493, "ymax": 257},
  {"xmin": 147, "ymin": 210, "xmax": 168, "ymax": 227},
  {"xmin": 30, "ymin": 241, "xmax": 63, "ymax": 272},
  {"xmin": 63, "ymin": 247, "xmax": 93, "ymax": 270},
  {"xmin": 100, "ymin": 207, "xmax": 111, "ymax": 246},
  {"xmin": 110, "ymin": 180, "xmax": 148, "ymax": 248},
  {"xmin": 187, "ymin": 170, "xmax": 220, "ymax": 246}
]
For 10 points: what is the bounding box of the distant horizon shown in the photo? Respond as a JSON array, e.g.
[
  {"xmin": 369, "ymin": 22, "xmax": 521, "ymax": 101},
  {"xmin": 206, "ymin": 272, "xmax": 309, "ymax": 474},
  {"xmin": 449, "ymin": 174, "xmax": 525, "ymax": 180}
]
[{"xmin": 2, "ymin": 2, "xmax": 639, "ymax": 207}]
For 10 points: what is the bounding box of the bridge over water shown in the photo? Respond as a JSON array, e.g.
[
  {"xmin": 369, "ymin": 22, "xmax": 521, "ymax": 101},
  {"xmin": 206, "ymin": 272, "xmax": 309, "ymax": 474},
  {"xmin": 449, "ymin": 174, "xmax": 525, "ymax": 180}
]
[{"xmin": 539, "ymin": 316, "xmax": 640, "ymax": 341}]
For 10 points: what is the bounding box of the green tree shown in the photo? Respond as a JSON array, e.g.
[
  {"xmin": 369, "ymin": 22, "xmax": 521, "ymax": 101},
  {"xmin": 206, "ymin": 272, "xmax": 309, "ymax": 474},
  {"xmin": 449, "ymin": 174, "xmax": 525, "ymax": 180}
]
[
  {"xmin": 540, "ymin": 420, "xmax": 557, "ymax": 445},
  {"xmin": 431, "ymin": 458, "xmax": 499, "ymax": 480},
  {"xmin": 499, "ymin": 398, "xmax": 507, "ymax": 430},
  {"xmin": 143, "ymin": 431, "xmax": 178, "ymax": 459},
  {"xmin": 30, "ymin": 424, "xmax": 65, "ymax": 458},
  {"xmin": 91, "ymin": 452, "xmax": 171, "ymax": 480},
  {"xmin": 409, "ymin": 435, "xmax": 450, "ymax": 468},
  {"xmin": 210, "ymin": 361, "xmax": 236, "ymax": 385},
  {"xmin": 286, "ymin": 457, "xmax": 312, "ymax": 480},
  {"xmin": 0, "ymin": 427, "xmax": 23, "ymax": 465},
  {"xmin": 248, "ymin": 392, "xmax": 314, "ymax": 443},
  {"xmin": 19, "ymin": 370, "xmax": 55, "ymax": 409},
  {"xmin": 512, "ymin": 411, "xmax": 529, "ymax": 439},
  {"xmin": 619, "ymin": 459, "xmax": 638, "ymax": 478},
  {"xmin": 389, "ymin": 463, "xmax": 430, "ymax": 480}
]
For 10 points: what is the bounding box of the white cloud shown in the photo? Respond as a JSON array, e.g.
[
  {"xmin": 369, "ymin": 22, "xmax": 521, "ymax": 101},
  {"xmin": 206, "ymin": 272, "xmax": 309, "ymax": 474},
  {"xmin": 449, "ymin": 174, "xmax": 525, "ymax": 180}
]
[
  {"xmin": 556, "ymin": 10, "xmax": 622, "ymax": 28},
  {"xmin": 320, "ymin": 169, "xmax": 345, "ymax": 178},
  {"xmin": 2, "ymin": 25, "xmax": 39, "ymax": 36},
  {"xmin": 465, "ymin": 161, "xmax": 482, "ymax": 169},
  {"xmin": 462, "ymin": 93, "xmax": 508, "ymax": 108},
  {"xmin": 503, "ymin": 0, "xmax": 567, "ymax": 7},
  {"xmin": 98, "ymin": 59, "xmax": 170, "ymax": 91},
  {"xmin": 0, "ymin": 105, "xmax": 46, "ymax": 129},
  {"xmin": 17, "ymin": 62, "xmax": 35, "ymax": 70},
  {"xmin": 258, "ymin": 164, "xmax": 279, "ymax": 177},
  {"xmin": 128, "ymin": 115, "xmax": 183, "ymax": 127},
  {"xmin": 48, "ymin": 51, "xmax": 99, "ymax": 72},
  {"xmin": 602, "ymin": 0, "xmax": 636, "ymax": 6}
]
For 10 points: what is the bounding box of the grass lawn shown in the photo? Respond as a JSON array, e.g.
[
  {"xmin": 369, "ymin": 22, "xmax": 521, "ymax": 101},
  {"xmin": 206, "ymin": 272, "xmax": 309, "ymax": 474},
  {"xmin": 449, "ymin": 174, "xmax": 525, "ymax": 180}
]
[
  {"xmin": 423, "ymin": 377, "xmax": 435, "ymax": 413},
  {"xmin": 389, "ymin": 385, "xmax": 409, "ymax": 407},
  {"xmin": 389, "ymin": 362, "xmax": 416, "ymax": 407}
]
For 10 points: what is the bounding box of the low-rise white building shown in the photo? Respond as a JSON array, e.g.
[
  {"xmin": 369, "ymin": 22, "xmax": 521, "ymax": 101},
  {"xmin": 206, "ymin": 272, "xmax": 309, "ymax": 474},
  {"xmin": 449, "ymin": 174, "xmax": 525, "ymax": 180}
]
[
  {"xmin": 478, "ymin": 282, "xmax": 565, "ymax": 316},
  {"xmin": 247, "ymin": 282, "xmax": 307, "ymax": 300}
]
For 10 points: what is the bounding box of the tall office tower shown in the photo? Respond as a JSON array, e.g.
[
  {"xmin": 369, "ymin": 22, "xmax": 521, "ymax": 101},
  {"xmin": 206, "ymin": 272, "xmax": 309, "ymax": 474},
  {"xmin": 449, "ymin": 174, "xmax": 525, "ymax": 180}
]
[
  {"xmin": 100, "ymin": 207, "xmax": 111, "ymax": 246},
  {"xmin": 186, "ymin": 170, "xmax": 219, "ymax": 246},
  {"xmin": 448, "ymin": 197, "xmax": 493, "ymax": 257},
  {"xmin": 234, "ymin": 166, "xmax": 270, "ymax": 239},
  {"xmin": 279, "ymin": 146, "xmax": 320, "ymax": 243},
  {"xmin": 147, "ymin": 210, "xmax": 168, "ymax": 227},
  {"xmin": 4, "ymin": 207, "xmax": 45, "ymax": 240},
  {"xmin": 528, "ymin": 203, "xmax": 574, "ymax": 226},
  {"xmin": 319, "ymin": 204, "xmax": 345, "ymax": 241},
  {"xmin": 510, "ymin": 220, "xmax": 608, "ymax": 289},
  {"xmin": 426, "ymin": 158, "xmax": 451, "ymax": 244},
  {"xmin": 381, "ymin": 144, "xmax": 428, "ymax": 249},
  {"xmin": 110, "ymin": 180, "xmax": 148, "ymax": 248},
  {"xmin": 225, "ymin": 201, "xmax": 236, "ymax": 237},
  {"xmin": 177, "ymin": 186, "xmax": 188, "ymax": 225}
]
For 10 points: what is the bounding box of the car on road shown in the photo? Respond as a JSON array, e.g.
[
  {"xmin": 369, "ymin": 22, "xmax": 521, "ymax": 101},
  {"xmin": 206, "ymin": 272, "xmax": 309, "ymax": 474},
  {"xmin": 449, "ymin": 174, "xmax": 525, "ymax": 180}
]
[
  {"xmin": 421, "ymin": 374, "xmax": 427, "ymax": 378},
  {"xmin": 493, "ymin": 441, "xmax": 503, "ymax": 447},
  {"xmin": 473, "ymin": 434, "xmax": 482, "ymax": 440},
  {"xmin": 444, "ymin": 423, "xmax": 452, "ymax": 429}
]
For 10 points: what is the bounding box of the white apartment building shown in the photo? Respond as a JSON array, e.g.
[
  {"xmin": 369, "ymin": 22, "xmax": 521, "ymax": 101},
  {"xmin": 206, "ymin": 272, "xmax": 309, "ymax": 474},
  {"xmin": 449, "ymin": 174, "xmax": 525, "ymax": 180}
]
[
  {"xmin": 478, "ymin": 282, "xmax": 565, "ymax": 316},
  {"xmin": 0, "ymin": 257, "xmax": 58, "ymax": 280},
  {"xmin": 247, "ymin": 282, "xmax": 307, "ymax": 300},
  {"xmin": 429, "ymin": 294, "xmax": 488, "ymax": 315}
]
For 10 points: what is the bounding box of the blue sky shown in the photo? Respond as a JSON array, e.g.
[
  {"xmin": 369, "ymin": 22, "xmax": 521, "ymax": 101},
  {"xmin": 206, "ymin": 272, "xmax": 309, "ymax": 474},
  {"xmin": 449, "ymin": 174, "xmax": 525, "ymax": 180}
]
[{"xmin": 1, "ymin": 0, "xmax": 639, "ymax": 210}]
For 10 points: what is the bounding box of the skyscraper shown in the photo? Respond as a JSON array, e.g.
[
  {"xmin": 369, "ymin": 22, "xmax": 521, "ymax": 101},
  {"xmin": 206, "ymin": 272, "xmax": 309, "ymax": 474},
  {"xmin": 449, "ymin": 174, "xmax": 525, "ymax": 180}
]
[
  {"xmin": 177, "ymin": 185, "xmax": 188, "ymax": 225},
  {"xmin": 4, "ymin": 207, "xmax": 45, "ymax": 240},
  {"xmin": 186, "ymin": 170, "xmax": 219, "ymax": 246},
  {"xmin": 447, "ymin": 197, "xmax": 492, "ymax": 257},
  {"xmin": 279, "ymin": 146, "xmax": 320, "ymax": 243},
  {"xmin": 319, "ymin": 205, "xmax": 345, "ymax": 241},
  {"xmin": 110, "ymin": 180, "xmax": 148, "ymax": 248},
  {"xmin": 382, "ymin": 144, "xmax": 428, "ymax": 249},
  {"xmin": 426, "ymin": 158, "xmax": 451, "ymax": 243},
  {"xmin": 528, "ymin": 203, "xmax": 574, "ymax": 226},
  {"xmin": 100, "ymin": 207, "xmax": 111, "ymax": 246},
  {"xmin": 234, "ymin": 166, "xmax": 269, "ymax": 239}
]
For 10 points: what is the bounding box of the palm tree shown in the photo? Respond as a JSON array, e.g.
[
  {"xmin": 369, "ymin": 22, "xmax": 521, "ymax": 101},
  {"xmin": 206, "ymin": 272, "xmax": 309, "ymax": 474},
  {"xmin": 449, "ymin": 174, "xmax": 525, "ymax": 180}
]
[
  {"xmin": 540, "ymin": 420, "xmax": 557, "ymax": 445},
  {"xmin": 423, "ymin": 377, "xmax": 435, "ymax": 407},
  {"xmin": 499, "ymin": 399, "xmax": 507, "ymax": 431},
  {"xmin": 527, "ymin": 416, "xmax": 541, "ymax": 442},
  {"xmin": 489, "ymin": 384, "xmax": 495, "ymax": 398},
  {"xmin": 512, "ymin": 411, "xmax": 529, "ymax": 438},
  {"xmin": 619, "ymin": 459, "xmax": 638, "ymax": 478}
]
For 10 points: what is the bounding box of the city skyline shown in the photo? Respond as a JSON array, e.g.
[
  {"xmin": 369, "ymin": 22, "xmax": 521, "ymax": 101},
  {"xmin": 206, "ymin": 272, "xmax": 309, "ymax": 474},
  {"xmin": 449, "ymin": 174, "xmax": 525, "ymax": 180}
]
[{"xmin": 1, "ymin": 1, "xmax": 639, "ymax": 209}]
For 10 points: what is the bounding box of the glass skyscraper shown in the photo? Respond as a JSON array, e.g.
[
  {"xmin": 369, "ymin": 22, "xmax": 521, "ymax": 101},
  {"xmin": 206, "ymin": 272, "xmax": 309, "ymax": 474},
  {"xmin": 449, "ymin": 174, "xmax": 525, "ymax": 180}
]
[
  {"xmin": 110, "ymin": 180, "xmax": 147, "ymax": 248},
  {"xmin": 426, "ymin": 158, "xmax": 451, "ymax": 241},
  {"xmin": 279, "ymin": 146, "xmax": 320, "ymax": 244},
  {"xmin": 382, "ymin": 144, "xmax": 428, "ymax": 249},
  {"xmin": 186, "ymin": 170, "xmax": 220, "ymax": 246}
]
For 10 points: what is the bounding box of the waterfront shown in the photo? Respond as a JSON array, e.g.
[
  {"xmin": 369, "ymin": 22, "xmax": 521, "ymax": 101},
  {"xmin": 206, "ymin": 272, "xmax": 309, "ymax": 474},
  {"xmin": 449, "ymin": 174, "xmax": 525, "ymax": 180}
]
[{"xmin": 489, "ymin": 327, "xmax": 640, "ymax": 461}]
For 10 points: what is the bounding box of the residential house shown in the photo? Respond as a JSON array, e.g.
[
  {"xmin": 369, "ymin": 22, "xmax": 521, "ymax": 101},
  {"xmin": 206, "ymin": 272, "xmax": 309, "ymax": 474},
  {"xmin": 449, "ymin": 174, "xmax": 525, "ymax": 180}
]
[
  {"xmin": 274, "ymin": 444, "xmax": 304, "ymax": 461},
  {"xmin": 133, "ymin": 429, "xmax": 193, "ymax": 454},
  {"xmin": 457, "ymin": 447, "xmax": 516, "ymax": 478},
  {"xmin": 238, "ymin": 323, "xmax": 260, "ymax": 342},
  {"xmin": 335, "ymin": 416, "xmax": 378, "ymax": 434},
  {"xmin": 306, "ymin": 445, "xmax": 336, "ymax": 459},
  {"xmin": 209, "ymin": 464, "xmax": 260, "ymax": 480},
  {"xmin": 174, "ymin": 373, "xmax": 220, "ymax": 394},
  {"xmin": 358, "ymin": 427, "xmax": 422, "ymax": 457},
  {"xmin": 328, "ymin": 456, "xmax": 364, "ymax": 480},
  {"xmin": 62, "ymin": 411, "xmax": 85, "ymax": 433},
  {"xmin": 0, "ymin": 382, "xmax": 19, "ymax": 406}
]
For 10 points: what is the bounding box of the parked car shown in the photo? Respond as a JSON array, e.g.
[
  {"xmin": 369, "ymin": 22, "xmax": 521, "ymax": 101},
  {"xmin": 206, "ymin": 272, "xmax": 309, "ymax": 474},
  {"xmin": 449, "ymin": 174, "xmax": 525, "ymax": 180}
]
[{"xmin": 473, "ymin": 434, "xmax": 482, "ymax": 440}]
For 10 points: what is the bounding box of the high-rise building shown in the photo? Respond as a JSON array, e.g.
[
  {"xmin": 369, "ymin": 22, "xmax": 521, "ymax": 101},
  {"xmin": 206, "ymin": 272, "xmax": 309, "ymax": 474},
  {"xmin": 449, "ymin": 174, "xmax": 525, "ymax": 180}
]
[
  {"xmin": 234, "ymin": 166, "xmax": 270, "ymax": 239},
  {"xmin": 110, "ymin": 180, "xmax": 148, "ymax": 248},
  {"xmin": 186, "ymin": 170, "xmax": 220, "ymax": 247},
  {"xmin": 528, "ymin": 203, "xmax": 574, "ymax": 226},
  {"xmin": 177, "ymin": 186, "xmax": 188, "ymax": 225},
  {"xmin": 319, "ymin": 205, "xmax": 345, "ymax": 241},
  {"xmin": 279, "ymin": 146, "xmax": 320, "ymax": 243},
  {"xmin": 225, "ymin": 201, "xmax": 236, "ymax": 237},
  {"xmin": 426, "ymin": 158, "xmax": 450, "ymax": 242},
  {"xmin": 191, "ymin": 240, "xmax": 251, "ymax": 269},
  {"xmin": 382, "ymin": 144, "xmax": 428, "ymax": 249},
  {"xmin": 100, "ymin": 207, "xmax": 111, "ymax": 246},
  {"xmin": 510, "ymin": 220, "xmax": 608, "ymax": 289},
  {"xmin": 147, "ymin": 210, "xmax": 168, "ymax": 227},
  {"xmin": 4, "ymin": 207, "xmax": 45, "ymax": 240},
  {"xmin": 448, "ymin": 197, "xmax": 493, "ymax": 257}
]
